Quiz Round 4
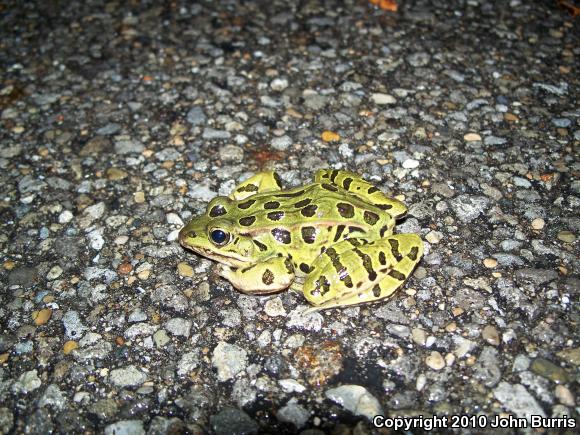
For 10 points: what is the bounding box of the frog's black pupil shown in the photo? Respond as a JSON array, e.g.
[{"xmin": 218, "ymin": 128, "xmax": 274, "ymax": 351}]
[{"xmin": 211, "ymin": 230, "xmax": 227, "ymax": 245}]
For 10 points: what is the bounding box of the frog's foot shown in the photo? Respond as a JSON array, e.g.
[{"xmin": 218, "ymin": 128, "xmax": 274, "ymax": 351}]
[
  {"xmin": 314, "ymin": 169, "xmax": 407, "ymax": 219},
  {"xmin": 229, "ymin": 171, "xmax": 283, "ymax": 200},
  {"xmin": 302, "ymin": 234, "xmax": 423, "ymax": 311},
  {"xmin": 218, "ymin": 256, "xmax": 295, "ymax": 295}
]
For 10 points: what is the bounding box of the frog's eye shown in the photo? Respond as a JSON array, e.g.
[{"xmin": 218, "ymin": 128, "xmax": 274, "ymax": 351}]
[{"xmin": 209, "ymin": 229, "xmax": 230, "ymax": 246}]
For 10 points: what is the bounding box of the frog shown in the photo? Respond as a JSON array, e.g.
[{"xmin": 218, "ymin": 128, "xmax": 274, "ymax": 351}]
[{"xmin": 178, "ymin": 169, "xmax": 423, "ymax": 311}]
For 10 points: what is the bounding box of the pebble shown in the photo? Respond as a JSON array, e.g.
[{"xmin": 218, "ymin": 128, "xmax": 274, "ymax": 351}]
[
  {"xmin": 483, "ymin": 258, "xmax": 497, "ymax": 268},
  {"xmin": 219, "ymin": 144, "xmax": 244, "ymax": 162},
  {"xmin": 109, "ymin": 365, "xmax": 147, "ymax": 388},
  {"xmin": 556, "ymin": 347, "xmax": 580, "ymax": 366},
  {"xmin": 38, "ymin": 384, "xmax": 66, "ymax": 410},
  {"xmin": 279, "ymin": 379, "xmax": 306, "ymax": 393},
  {"xmin": 264, "ymin": 297, "xmax": 286, "ymax": 317},
  {"xmin": 104, "ymin": 420, "xmax": 145, "ymax": 435},
  {"xmin": 164, "ymin": 318, "xmax": 192, "ymax": 338},
  {"xmin": 58, "ymin": 210, "xmax": 73, "ymax": 224},
  {"xmin": 166, "ymin": 213, "xmax": 183, "ymax": 226},
  {"xmin": 481, "ymin": 325, "xmax": 500, "ymax": 346},
  {"xmin": 321, "ymin": 131, "xmax": 340, "ymax": 142},
  {"xmin": 12, "ymin": 370, "xmax": 42, "ymax": 394},
  {"xmin": 153, "ymin": 330, "xmax": 170, "ymax": 348},
  {"xmin": 425, "ymin": 351, "xmax": 445, "ymax": 370},
  {"xmin": 210, "ymin": 408, "xmax": 258, "ymax": 435},
  {"xmin": 62, "ymin": 311, "xmax": 88, "ymax": 339},
  {"xmin": 212, "ymin": 342, "xmax": 248, "ymax": 381},
  {"xmin": 186, "ymin": 106, "xmax": 207, "ymax": 126},
  {"xmin": 46, "ymin": 265, "xmax": 63, "ymax": 280},
  {"xmin": 202, "ymin": 128, "xmax": 231, "ymax": 140},
  {"xmin": 114, "ymin": 137, "xmax": 145, "ymax": 154},
  {"xmin": 411, "ymin": 327, "xmax": 427, "ymax": 346},
  {"xmin": 177, "ymin": 262, "xmax": 194, "ymax": 277},
  {"xmin": 450, "ymin": 195, "xmax": 490, "ymax": 223},
  {"xmin": 271, "ymin": 135, "xmax": 292, "ymax": 151},
  {"xmin": 325, "ymin": 385, "xmax": 383, "ymax": 420},
  {"xmin": 176, "ymin": 351, "xmax": 199, "ymax": 376},
  {"xmin": 425, "ymin": 231, "xmax": 443, "ymax": 244},
  {"xmin": 529, "ymin": 357, "xmax": 571, "ymax": 383},
  {"xmin": 276, "ymin": 401, "xmax": 310, "ymax": 428},
  {"xmin": 371, "ymin": 93, "xmax": 396, "ymax": 105},
  {"xmin": 554, "ymin": 385, "xmax": 575, "ymax": 407},
  {"xmin": 531, "ymin": 218, "xmax": 545, "ymax": 230},
  {"xmin": 402, "ymin": 158, "xmax": 419, "ymax": 169},
  {"xmin": 493, "ymin": 382, "xmax": 545, "ymax": 418},
  {"xmin": 63, "ymin": 340, "xmax": 78, "ymax": 354},
  {"xmin": 270, "ymin": 78, "xmax": 289, "ymax": 91},
  {"xmin": 32, "ymin": 308, "xmax": 52, "ymax": 326},
  {"xmin": 556, "ymin": 230, "xmax": 575, "ymax": 243}
]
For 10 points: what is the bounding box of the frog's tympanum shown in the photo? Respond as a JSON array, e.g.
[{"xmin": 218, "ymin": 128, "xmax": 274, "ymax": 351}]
[{"xmin": 179, "ymin": 169, "xmax": 423, "ymax": 310}]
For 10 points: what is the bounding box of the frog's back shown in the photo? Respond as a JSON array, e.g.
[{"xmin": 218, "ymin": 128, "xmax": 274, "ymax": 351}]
[{"xmin": 239, "ymin": 183, "xmax": 395, "ymax": 263}]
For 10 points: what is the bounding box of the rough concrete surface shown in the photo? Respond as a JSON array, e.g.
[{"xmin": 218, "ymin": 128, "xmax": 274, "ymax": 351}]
[{"xmin": 0, "ymin": 0, "xmax": 578, "ymax": 433}]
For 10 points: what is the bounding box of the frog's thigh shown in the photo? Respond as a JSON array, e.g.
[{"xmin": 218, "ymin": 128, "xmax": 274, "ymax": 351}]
[
  {"xmin": 303, "ymin": 234, "xmax": 423, "ymax": 310},
  {"xmin": 220, "ymin": 256, "xmax": 295, "ymax": 294},
  {"xmin": 230, "ymin": 171, "xmax": 283, "ymax": 200},
  {"xmin": 315, "ymin": 169, "xmax": 407, "ymax": 218}
]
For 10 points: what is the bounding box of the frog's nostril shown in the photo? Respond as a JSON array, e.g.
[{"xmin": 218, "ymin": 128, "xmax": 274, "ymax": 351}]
[{"xmin": 179, "ymin": 228, "xmax": 196, "ymax": 244}]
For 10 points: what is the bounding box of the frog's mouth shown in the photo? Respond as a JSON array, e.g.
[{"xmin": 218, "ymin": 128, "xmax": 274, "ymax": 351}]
[{"xmin": 180, "ymin": 240, "xmax": 249, "ymax": 268}]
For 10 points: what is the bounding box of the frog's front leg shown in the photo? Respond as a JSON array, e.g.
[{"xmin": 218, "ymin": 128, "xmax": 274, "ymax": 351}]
[
  {"xmin": 230, "ymin": 171, "xmax": 284, "ymax": 200},
  {"xmin": 218, "ymin": 255, "xmax": 295, "ymax": 295},
  {"xmin": 302, "ymin": 234, "xmax": 423, "ymax": 311}
]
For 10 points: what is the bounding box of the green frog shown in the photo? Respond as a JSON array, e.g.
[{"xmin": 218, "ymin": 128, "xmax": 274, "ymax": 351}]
[{"xmin": 179, "ymin": 169, "xmax": 423, "ymax": 311}]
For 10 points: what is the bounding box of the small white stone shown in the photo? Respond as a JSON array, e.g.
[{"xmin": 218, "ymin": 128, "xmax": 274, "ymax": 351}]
[
  {"xmin": 270, "ymin": 78, "xmax": 289, "ymax": 91},
  {"xmin": 402, "ymin": 158, "xmax": 420, "ymax": 169},
  {"xmin": 166, "ymin": 213, "xmax": 184, "ymax": 226},
  {"xmin": 264, "ymin": 297, "xmax": 286, "ymax": 317},
  {"xmin": 47, "ymin": 265, "xmax": 63, "ymax": 280},
  {"xmin": 416, "ymin": 373, "xmax": 427, "ymax": 391},
  {"xmin": 425, "ymin": 351, "xmax": 445, "ymax": 370},
  {"xmin": 58, "ymin": 210, "xmax": 74, "ymax": 224},
  {"xmin": 371, "ymin": 93, "xmax": 396, "ymax": 105}
]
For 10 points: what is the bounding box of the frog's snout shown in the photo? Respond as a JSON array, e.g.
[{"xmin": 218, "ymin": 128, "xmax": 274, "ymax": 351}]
[{"xmin": 178, "ymin": 226, "xmax": 197, "ymax": 247}]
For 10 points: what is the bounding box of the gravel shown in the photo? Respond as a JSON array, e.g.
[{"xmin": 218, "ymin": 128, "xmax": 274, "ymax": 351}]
[{"xmin": 1, "ymin": 0, "xmax": 577, "ymax": 432}]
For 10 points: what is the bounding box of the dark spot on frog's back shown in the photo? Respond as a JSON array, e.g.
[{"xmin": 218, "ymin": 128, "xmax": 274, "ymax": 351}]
[
  {"xmin": 267, "ymin": 211, "xmax": 285, "ymax": 221},
  {"xmin": 253, "ymin": 240, "xmax": 268, "ymax": 252},
  {"xmin": 299, "ymin": 263, "xmax": 311, "ymax": 274},
  {"xmin": 364, "ymin": 210, "xmax": 379, "ymax": 225},
  {"xmin": 321, "ymin": 183, "xmax": 338, "ymax": 192},
  {"xmin": 300, "ymin": 204, "xmax": 318, "ymax": 217},
  {"xmin": 209, "ymin": 205, "xmax": 227, "ymax": 217},
  {"xmin": 264, "ymin": 201, "xmax": 280, "ymax": 209},
  {"xmin": 238, "ymin": 199, "xmax": 256, "ymax": 209},
  {"xmin": 301, "ymin": 226, "xmax": 317, "ymax": 244},
  {"xmin": 239, "ymin": 216, "xmax": 256, "ymax": 226},
  {"xmin": 337, "ymin": 202, "xmax": 355, "ymax": 218},
  {"xmin": 293, "ymin": 198, "xmax": 312, "ymax": 208},
  {"xmin": 271, "ymin": 228, "xmax": 291, "ymax": 244},
  {"xmin": 367, "ymin": 186, "xmax": 380, "ymax": 194},
  {"xmin": 342, "ymin": 177, "xmax": 353, "ymax": 190}
]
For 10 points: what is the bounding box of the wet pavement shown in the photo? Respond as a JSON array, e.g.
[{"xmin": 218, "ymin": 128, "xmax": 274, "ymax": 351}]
[{"xmin": 0, "ymin": 0, "xmax": 578, "ymax": 433}]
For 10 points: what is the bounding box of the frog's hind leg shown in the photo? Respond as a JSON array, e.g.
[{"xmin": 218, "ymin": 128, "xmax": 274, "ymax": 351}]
[
  {"xmin": 302, "ymin": 234, "xmax": 423, "ymax": 312},
  {"xmin": 315, "ymin": 169, "xmax": 407, "ymax": 219},
  {"xmin": 230, "ymin": 171, "xmax": 284, "ymax": 200}
]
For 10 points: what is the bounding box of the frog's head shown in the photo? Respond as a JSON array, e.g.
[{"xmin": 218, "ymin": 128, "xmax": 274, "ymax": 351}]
[{"xmin": 179, "ymin": 196, "xmax": 262, "ymax": 267}]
